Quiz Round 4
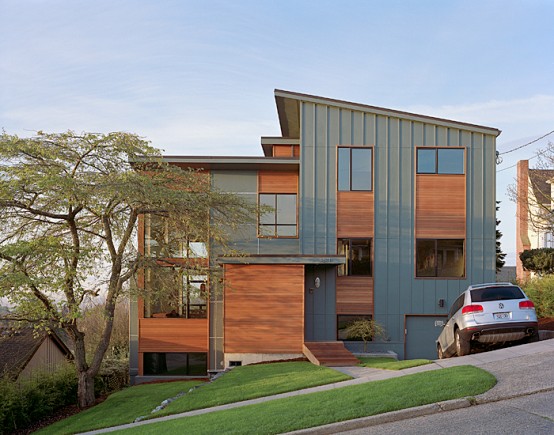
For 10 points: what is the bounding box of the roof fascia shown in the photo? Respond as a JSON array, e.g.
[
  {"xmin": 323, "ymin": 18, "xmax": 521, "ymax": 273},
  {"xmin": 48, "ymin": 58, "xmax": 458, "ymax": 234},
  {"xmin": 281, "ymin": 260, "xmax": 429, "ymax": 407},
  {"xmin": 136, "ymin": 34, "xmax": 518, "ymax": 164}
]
[{"xmin": 274, "ymin": 89, "xmax": 501, "ymax": 137}]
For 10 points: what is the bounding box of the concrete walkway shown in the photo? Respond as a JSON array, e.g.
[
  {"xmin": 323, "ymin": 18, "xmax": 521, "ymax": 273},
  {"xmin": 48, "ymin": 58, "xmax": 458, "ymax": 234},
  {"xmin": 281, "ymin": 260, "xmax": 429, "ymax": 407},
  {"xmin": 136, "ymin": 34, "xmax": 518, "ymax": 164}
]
[{"xmin": 82, "ymin": 338, "xmax": 554, "ymax": 434}]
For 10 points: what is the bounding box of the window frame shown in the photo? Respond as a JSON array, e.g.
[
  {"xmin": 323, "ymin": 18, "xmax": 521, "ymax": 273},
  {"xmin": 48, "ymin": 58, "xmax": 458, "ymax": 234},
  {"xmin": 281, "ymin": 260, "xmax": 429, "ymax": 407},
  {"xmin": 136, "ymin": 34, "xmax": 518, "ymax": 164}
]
[
  {"xmin": 337, "ymin": 146, "xmax": 373, "ymax": 192},
  {"xmin": 144, "ymin": 267, "xmax": 208, "ymax": 319},
  {"xmin": 415, "ymin": 238, "xmax": 465, "ymax": 279},
  {"xmin": 144, "ymin": 213, "xmax": 207, "ymax": 259},
  {"xmin": 257, "ymin": 193, "xmax": 298, "ymax": 238},
  {"xmin": 337, "ymin": 238, "xmax": 372, "ymax": 276},
  {"xmin": 416, "ymin": 147, "xmax": 465, "ymax": 175}
]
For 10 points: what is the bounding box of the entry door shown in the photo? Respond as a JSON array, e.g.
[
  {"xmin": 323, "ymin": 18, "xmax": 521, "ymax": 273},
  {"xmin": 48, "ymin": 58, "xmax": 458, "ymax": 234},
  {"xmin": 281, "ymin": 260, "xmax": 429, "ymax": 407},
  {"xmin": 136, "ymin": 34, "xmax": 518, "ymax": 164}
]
[{"xmin": 304, "ymin": 266, "xmax": 335, "ymax": 341}]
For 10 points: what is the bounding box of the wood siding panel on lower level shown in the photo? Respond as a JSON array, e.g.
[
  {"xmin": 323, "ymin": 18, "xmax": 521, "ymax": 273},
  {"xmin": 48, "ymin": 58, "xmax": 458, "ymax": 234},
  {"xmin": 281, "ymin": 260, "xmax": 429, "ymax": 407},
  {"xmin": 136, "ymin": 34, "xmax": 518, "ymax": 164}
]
[
  {"xmin": 336, "ymin": 276, "xmax": 374, "ymax": 314},
  {"xmin": 139, "ymin": 318, "xmax": 208, "ymax": 353},
  {"xmin": 337, "ymin": 191, "xmax": 374, "ymax": 238},
  {"xmin": 416, "ymin": 174, "xmax": 466, "ymax": 238},
  {"xmin": 258, "ymin": 171, "xmax": 298, "ymax": 193},
  {"xmin": 224, "ymin": 264, "xmax": 304, "ymax": 353}
]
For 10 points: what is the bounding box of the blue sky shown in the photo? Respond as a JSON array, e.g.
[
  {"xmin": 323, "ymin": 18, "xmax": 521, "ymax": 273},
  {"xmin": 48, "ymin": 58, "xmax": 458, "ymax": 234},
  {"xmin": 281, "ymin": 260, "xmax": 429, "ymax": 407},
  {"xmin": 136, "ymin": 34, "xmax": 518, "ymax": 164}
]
[{"xmin": 1, "ymin": 0, "xmax": 554, "ymax": 265}]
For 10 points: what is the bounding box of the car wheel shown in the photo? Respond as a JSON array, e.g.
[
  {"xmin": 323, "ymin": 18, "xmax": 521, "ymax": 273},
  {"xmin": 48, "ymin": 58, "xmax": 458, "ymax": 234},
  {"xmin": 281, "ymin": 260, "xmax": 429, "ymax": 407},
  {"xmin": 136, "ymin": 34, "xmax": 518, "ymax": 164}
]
[
  {"xmin": 455, "ymin": 329, "xmax": 471, "ymax": 356},
  {"xmin": 437, "ymin": 344, "xmax": 444, "ymax": 359}
]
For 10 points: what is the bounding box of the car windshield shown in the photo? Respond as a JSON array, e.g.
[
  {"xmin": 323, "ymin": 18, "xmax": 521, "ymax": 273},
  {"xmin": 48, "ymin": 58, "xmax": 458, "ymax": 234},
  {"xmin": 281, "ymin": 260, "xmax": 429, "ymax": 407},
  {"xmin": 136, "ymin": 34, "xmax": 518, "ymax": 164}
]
[{"xmin": 470, "ymin": 286, "xmax": 525, "ymax": 302}]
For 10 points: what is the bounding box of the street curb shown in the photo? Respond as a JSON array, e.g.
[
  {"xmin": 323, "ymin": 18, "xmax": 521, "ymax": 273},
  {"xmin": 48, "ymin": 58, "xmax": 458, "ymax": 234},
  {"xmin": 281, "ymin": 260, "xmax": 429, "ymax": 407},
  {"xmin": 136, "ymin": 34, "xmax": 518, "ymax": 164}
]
[
  {"xmin": 287, "ymin": 398, "xmax": 473, "ymax": 434},
  {"xmin": 288, "ymin": 386, "xmax": 554, "ymax": 434}
]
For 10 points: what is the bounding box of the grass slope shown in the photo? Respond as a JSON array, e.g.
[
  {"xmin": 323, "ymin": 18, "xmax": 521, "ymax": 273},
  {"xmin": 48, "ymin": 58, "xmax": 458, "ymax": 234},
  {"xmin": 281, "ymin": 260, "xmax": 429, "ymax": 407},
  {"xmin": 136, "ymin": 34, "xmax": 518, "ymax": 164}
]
[
  {"xmin": 36, "ymin": 381, "xmax": 202, "ymax": 434},
  {"xmin": 38, "ymin": 362, "xmax": 350, "ymax": 434},
  {"xmin": 116, "ymin": 366, "xmax": 496, "ymax": 435},
  {"xmin": 358, "ymin": 356, "xmax": 432, "ymax": 370}
]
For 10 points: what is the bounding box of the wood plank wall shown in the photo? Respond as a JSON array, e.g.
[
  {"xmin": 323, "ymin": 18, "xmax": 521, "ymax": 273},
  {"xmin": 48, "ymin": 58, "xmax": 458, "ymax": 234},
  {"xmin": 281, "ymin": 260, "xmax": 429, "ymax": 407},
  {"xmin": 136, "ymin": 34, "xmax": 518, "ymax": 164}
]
[
  {"xmin": 336, "ymin": 276, "xmax": 374, "ymax": 314},
  {"xmin": 336, "ymin": 190, "xmax": 374, "ymax": 315},
  {"xmin": 336, "ymin": 191, "xmax": 374, "ymax": 238},
  {"xmin": 138, "ymin": 318, "xmax": 208, "ymax": 353},
  {"xmin": 258, "ymin": 171, "xmax": 298, "ymax": 193},
  {"xmin": 272, "ymin": 145, "xmax": 300, "ymax": 157},
  {"xmin": 415, "ymin": 175, "xmax": 466, "ymax": 238},
  {"xmin": 224, "ymin": 264, "xmax": 304, "ymax": 353}
]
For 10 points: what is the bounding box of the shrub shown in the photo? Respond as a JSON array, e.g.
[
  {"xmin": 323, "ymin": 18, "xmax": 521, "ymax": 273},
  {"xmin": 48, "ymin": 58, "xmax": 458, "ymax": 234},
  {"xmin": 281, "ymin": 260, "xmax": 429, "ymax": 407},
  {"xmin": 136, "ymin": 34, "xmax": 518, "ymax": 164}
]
[
  {"xmin": 521, "ymin": 276, "xmax": 554, "ymax": 319},
  {"xmin": 0, "ymin": 364, "xmax": 77, "ymax": 434},
  {"xmin": 344, "ymin": 319, "xmax": 387, "ymax": 352},
  {"xmin": 0, "ymin": 358, "xmax": 128, "ymax": 434},
  {"xmin": 94, "ymin": 358, "xmax": 129, "ymax": 397}
]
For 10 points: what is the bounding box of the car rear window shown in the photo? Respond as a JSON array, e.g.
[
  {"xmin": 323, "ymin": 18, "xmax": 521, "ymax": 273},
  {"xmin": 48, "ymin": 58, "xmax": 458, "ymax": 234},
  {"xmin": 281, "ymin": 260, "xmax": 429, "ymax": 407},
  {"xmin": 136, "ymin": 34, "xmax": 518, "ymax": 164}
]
[{"xmin": 470, "ymin": 286, "xmax": 525, "ymax": 302}]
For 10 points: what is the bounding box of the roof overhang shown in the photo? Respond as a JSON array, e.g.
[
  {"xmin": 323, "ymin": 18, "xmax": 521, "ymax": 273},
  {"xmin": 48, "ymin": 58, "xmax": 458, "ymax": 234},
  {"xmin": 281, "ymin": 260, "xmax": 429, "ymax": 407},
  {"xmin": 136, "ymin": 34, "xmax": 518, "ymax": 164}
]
[
  {"xmin": 155, "ymin": 156, "xmax": 299, "ymax": 171},
  {"xmin": 217, "ymin": 254, "xmax": 345, "ymax": 265},
  {"xmin": 274, "ymin": 89, "xmax": 502, "ymax": 138}
]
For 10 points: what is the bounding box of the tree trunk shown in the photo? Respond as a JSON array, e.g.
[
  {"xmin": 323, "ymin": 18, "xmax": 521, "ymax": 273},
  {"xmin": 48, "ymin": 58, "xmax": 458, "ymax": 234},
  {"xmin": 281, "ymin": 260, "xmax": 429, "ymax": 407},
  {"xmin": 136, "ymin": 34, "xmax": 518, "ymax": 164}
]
[{"xmin": 77, "ymin": 370, "xmax": 96, "ymax": 409}]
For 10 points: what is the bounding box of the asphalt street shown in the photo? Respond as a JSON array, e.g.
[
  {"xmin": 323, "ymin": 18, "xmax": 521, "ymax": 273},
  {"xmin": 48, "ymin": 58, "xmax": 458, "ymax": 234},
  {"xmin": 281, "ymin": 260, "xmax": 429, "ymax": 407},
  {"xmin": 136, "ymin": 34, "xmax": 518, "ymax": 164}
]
[{"xmin": 340, "ymin": 390, "xmax": 554, "ymax": 435}]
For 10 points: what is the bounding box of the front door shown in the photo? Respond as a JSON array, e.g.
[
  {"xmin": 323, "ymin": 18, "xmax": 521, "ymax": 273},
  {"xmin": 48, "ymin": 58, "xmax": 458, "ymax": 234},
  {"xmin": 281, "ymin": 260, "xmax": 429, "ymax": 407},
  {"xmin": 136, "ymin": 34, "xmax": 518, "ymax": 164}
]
[{"xmin": 304, "ymin": 265, "xmax": 336, "ymax": 341}]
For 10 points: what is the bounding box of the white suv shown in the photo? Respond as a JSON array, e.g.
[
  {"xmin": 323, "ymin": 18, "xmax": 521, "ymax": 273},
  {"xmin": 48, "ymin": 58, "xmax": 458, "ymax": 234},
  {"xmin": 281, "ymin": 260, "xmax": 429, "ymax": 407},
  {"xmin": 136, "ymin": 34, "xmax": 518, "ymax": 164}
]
[{"xmin": 436, "ymin": 282, "xmax": 538, "ymax": 359}]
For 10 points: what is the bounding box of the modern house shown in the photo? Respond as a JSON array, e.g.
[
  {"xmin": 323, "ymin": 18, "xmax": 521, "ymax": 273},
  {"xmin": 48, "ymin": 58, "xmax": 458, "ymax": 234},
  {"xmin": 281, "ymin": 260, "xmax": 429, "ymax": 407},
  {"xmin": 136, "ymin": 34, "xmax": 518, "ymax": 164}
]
[
  {"xmin": 130, "ymin": 90, "xmax": 500, "ymax": 383},
  {"xmin": 516, "ymin": 160, "xmax": 554, "ymax": 281}
]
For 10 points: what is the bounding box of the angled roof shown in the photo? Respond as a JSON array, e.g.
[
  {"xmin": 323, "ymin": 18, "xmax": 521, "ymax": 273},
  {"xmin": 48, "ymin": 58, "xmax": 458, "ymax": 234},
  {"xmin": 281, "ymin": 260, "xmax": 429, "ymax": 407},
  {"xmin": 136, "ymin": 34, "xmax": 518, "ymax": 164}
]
[
  {"xmin": 274, "ymin": 89, "xmax": 502, "ymax": 139},
  {"xmin": 0, "ymin": 325, "xmax": 73, "ymax": 379},
  {"xmin": 529, "ymin": 169, "xmax": 554, "ymax": 205}
]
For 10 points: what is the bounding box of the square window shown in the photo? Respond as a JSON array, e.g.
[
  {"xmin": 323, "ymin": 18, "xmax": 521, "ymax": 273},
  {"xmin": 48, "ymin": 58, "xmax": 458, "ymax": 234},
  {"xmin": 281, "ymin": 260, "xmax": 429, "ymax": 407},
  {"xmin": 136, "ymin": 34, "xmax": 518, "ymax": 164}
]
[{"xmin": 258, "ymin": 193, "xmax": 297, "ymax": 238}]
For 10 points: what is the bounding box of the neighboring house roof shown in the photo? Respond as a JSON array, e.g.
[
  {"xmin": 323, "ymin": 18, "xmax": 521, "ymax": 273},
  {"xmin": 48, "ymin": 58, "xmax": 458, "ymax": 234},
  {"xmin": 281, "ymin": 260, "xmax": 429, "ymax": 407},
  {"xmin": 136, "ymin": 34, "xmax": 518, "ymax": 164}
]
[
  {"xmin": 528, "ymin": 169, "xmax": 554, "ymax": 206},
  {"xmin": 0, "ymin": 325, "xmax": 73, "ymax": 379}
]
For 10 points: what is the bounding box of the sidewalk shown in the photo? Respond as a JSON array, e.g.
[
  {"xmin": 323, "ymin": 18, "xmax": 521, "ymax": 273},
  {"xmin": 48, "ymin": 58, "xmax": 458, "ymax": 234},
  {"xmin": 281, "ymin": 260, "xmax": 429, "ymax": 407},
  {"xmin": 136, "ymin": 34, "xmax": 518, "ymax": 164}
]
[{"xmin": 82, "ymin": 338, "xmax": 554, "ymax": 434}]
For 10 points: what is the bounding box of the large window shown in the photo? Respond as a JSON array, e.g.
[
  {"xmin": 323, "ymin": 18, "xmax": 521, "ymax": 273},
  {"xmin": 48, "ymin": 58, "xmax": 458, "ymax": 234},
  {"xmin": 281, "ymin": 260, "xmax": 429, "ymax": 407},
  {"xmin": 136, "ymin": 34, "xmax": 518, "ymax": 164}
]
[
  {"xmin": 416, "ymin": 239, "xmax": 464, "ymax": 278},
  {"xmin": 144, "ymin": 267, "xmax": 207, "ymax": 318},
  {"xmin": 417, "ymin": 148, "xmax": 465, "ymax": 174},
  {"xmin": 338, "ymin": 147, "xmax": 373, "ymax": 191},
  {"xmin": 338, "ymin": 239, "xmax": 372, "ymax": 276},
  {"xmin": 144, "ymin": 214, "xmax": 207, "ymax": 258},
  {"xmin": 143, "ymin": 352, "xmax": 207, "ymax": 376},
  {"xmin": 258, "ymin": 193, "xmax": 297, "ymax": 237}
]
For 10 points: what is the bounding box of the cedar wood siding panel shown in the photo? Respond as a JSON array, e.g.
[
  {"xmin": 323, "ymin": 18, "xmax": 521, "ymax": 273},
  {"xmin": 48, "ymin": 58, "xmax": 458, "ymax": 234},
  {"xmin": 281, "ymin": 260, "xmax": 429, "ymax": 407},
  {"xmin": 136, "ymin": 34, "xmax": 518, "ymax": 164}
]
[
  {"xmin": 415, "ymin": 174, "xmax": 466, "ymax": 238},
  {"xmin": 224, "ymin": 264, "xmax": 304, "ymax": 353},
  {"xmin": 336, "ymin": 276, "xmax": 374, "ymax": 314},
  {"xmin": 138, "ymin": 318, "xmax": 208, "ymax": 352},
  {"xmin": 272, "ymin": 145, "xmax": 300, "ymax": 157},
  {"xmin": 336, "ymin": 191, "xmax": 374, "ymax": 238},
  {"xmin": 258, "ymin": 171, "xmax": 298, "ymax": 193}
]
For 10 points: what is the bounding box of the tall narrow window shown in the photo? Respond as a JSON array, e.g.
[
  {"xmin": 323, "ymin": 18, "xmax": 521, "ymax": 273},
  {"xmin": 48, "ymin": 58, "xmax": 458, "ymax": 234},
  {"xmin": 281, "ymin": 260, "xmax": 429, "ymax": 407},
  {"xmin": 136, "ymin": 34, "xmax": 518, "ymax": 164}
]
[
  {"xmin": 338, "ymin": 239, "xmax": 372, "ymax": 276},
  {"xmin": 258, "ymin": 193, "xmax": 297, "ymax": 237},
  {"xmin": 338, "ymin": 147, "xmax": 372, "ymax": 191},
  {"xmin": 416, "ymin": 239, "xmax": 465, "ymax": 277}
]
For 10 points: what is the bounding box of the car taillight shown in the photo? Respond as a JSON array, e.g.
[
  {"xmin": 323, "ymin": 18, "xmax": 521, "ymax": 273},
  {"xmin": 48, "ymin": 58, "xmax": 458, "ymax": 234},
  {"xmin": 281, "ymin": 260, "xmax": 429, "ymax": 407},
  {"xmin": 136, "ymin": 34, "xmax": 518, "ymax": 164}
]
[
  {"xmin": 462, "ymin": 304, "xmax": 483, "ymax": 315},
  {"xmin": 519, "ymin": 300, "xmax": 535, "ymax": 310}
]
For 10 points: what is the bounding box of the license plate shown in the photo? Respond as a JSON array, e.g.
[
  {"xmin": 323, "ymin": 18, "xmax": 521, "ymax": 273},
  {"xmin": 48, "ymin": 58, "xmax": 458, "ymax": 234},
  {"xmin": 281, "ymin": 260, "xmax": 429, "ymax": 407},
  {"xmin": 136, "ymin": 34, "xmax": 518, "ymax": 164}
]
[{"xmin": 494, "ymin": 312, "xmax": 510, "ymax": 320}]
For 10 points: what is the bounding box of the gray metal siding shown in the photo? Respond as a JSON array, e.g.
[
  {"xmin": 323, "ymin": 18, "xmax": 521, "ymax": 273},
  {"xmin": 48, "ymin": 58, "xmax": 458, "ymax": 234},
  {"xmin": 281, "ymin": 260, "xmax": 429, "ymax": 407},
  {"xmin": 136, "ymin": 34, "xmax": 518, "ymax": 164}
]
[{"xmin": 298, "ymin": 100, "xmax": 497, "ymax": 358}]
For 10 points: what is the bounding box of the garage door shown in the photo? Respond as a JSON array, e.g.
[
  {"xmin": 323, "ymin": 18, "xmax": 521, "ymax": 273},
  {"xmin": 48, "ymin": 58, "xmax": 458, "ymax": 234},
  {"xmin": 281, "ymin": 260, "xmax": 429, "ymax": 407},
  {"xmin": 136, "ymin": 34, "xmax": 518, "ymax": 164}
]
[{"xmin": 405, "ymin": 315, "xmax": 447, "ymax": 360}]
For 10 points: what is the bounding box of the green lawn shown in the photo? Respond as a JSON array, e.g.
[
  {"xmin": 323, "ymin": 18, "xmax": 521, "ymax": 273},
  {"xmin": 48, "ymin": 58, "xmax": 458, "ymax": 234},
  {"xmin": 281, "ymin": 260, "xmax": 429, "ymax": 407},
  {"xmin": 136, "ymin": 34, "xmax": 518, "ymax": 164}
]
[
  {"xmin": 36, "ymin": 380, "xmax": 203, "ymax": 434},
  {"xmin": 115, "ymin": 365, "xmax": 496, "ymax": 435},
  {"xmin": 153, "ymin": 361, "xmax": 350, "ymax": 418},
  {"xmin": 358, "ymin": 356, "xmax": 432, "ymax": 370},
  {"xmin": 38, "ymin": 362, "xmax": 350, "ymax": 434}
]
